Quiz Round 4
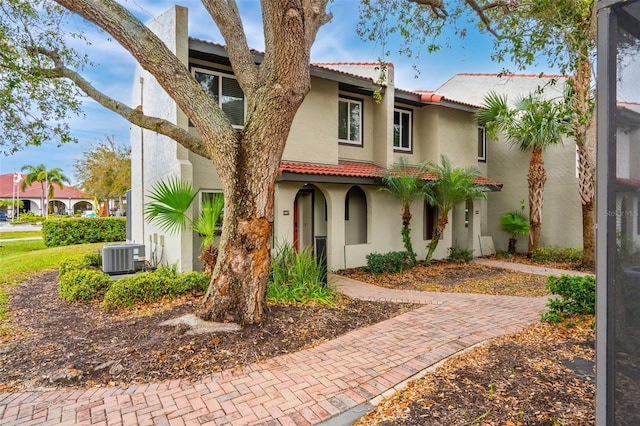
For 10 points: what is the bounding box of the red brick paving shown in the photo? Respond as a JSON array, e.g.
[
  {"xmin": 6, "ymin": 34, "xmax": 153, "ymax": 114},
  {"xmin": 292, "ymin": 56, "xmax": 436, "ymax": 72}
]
[{"xmin": 1, "ymin": 266, "xmax": 554, "ymax": 425}]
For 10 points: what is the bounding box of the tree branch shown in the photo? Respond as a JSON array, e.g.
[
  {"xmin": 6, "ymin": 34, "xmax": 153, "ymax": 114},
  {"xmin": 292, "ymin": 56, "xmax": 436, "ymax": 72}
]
[
  {"xmin": 35, "ymin": 47, "xmax": 210, "ymax": 160},
  {"xmin": 54, "ymin": 0, "xmax": 237, "ymax": 154},
  {"xmin": 200, "ymin": 0, "xmax": 258, "ymax": 94}
]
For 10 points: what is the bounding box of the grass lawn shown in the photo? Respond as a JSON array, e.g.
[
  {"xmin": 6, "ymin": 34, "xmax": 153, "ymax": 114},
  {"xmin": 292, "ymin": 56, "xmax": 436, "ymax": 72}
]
[
  {"xmin": 0, "ymin": 231, "xmax": 42, "ymax": 240},
  {"xmin": 0, "ymin": 240, "xmax": 105, "ymax": 338}
]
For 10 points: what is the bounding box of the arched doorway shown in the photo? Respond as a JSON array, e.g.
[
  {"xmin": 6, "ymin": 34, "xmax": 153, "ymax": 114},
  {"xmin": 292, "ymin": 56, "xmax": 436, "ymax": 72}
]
[
  {"xmin": 345, "ymin": 186, "xmax": 367, "ymax": 245},
  {"xmin": 293, "ymin": 185, "xmax": 327, "ymax": 253},
  {"xmin": 74, "ymin": 201, "xmax": 92, "ymax": 215},
  {"xmin": 49, "ymin": 200, "xmax": 66, "ymax": 215}
]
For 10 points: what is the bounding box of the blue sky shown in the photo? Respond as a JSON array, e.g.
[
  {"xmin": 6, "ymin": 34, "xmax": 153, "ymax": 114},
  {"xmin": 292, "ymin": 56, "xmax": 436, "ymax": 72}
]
[{"xmin": 1, "ymin": 0, "xmax": 555, "ymax": 184}]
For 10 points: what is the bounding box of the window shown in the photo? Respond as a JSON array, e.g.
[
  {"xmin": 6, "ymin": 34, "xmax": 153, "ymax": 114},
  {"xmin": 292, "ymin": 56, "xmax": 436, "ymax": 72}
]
[
  {"xmin": 477, "ymin": 127, "xmax": 487, "ymax": 162},
  {"xmin": 200, "ymin": 191, "xmax": 224, "ymax": 233},
  {"xmin": 424, "ymin": 201, "xmax": 438, "ymax": 240},
  {"xmin": 394, "ymin": 108, "xmax": 412, "ymax": 151},
  {"xmin": 193, "ymin": 67, "xmax": 245, "ymax": 128},
  {"xmin": 338, "ymin": 97, "xmax": 362, "ymax": 145}
]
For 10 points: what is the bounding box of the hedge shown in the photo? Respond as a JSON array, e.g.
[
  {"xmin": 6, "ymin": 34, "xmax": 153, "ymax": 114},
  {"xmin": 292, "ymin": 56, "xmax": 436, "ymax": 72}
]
[{"xmin": 42, "ymin": 217, "xmax": 126, "ymax": 247}]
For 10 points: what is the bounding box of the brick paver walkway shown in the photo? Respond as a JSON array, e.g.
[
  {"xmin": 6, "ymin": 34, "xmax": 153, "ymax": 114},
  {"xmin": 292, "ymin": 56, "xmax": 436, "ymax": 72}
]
[{"xmin": 0, "ymin": 264, "xmax": 555, "ymax": 426}]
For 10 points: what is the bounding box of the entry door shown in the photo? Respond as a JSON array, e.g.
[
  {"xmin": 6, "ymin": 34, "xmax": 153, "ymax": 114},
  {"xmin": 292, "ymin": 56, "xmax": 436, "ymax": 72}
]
[{"xmin": 294, "ymin": 191, "xmax": 314, "ymax": 251}]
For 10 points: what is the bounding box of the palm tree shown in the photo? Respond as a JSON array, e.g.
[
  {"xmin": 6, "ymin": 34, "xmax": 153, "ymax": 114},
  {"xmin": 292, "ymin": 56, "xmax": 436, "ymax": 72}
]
[
  {"xmin": 378, "ymin": 157, "xmax": 429, "ymax": 263},
  {"xmin": 477, "ymin": 91, "xmax": 571, "ymax": 255},
  {"xmin": 20, "ymin": 164, "xmax": 70, "ymax": 216},
  {"xmin": 145, "ymin": 177, "xmax": 224, "ymax": 272},
  {"xmin": 424, "ymin": 155, "xmax": 488, "ymax": 264}
]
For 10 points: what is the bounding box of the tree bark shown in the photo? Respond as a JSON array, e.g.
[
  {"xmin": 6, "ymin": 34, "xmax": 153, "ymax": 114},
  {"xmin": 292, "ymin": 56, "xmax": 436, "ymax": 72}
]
[
  {"xmin": 572, "ymin": 56, "xmax": 596, "ymax": 268},
  {"xmin": 426, "ymin": 212, "xmax": 449, "ymax": 264},
  {"xmin": 527, "ymin": 147, "xmax": 546, "ymax": 255}
]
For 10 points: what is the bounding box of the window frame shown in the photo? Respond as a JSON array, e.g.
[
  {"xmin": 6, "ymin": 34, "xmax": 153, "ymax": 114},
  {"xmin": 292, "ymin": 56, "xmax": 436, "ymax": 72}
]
[
  {"xmin": 191, "ymin": 66, "xmax": 246, "ymax": 129},
  {"xmin": 393, "ymin": 107, "xmax": 413, "ymax": 152},
  {"xmin": 338, "ymin": 96, "xmax": 363, "ymax": 147},
  {"xmin": 477, "ymin": 126, "xmax": 487, "ymax": 162}
]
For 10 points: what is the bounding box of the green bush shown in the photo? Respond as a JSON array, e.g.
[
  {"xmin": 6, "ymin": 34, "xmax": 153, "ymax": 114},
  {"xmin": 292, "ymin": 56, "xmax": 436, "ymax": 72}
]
[
  {"xmin": 531, "ymin": 246, "xmax": 582, "ymax": 264},
  {"xmin": 267, "ymin": 243, "xmax": 335, "ymax": 305},
  {"xmin": 11, "ymin": 212, "xmax": 42, "ymax": 224},
  {"xmin": 365, "ymin": 251, "xmax": 413, "ymax": 274},
  {"xmin": 541, "ymin": 275, "xmax": 595, "ymax": 322},
  {"xmin": 101, "ymin": 267, "xmax": 210, "ymax": 311},
  {"xmin": 58, "ymin": 252, "xmax": 102, "ymax": 277},
  {"xmin": 58, "ymin": 269, "xmax": 112, "ymax": 302},
  {"xmin": 447, "ymin": 246, "xmax": 474, "ymax": 263},
  {"xmin": 42, "ymin": 217, "xmax": 126, "ymax": 247}
]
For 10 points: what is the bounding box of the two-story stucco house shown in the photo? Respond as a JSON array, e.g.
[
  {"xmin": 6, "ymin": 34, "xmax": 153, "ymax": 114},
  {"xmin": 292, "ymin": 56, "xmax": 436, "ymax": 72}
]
[
  {"xmin": 129, "ymin": 6, "xmax": 503, "ymax": 273},
  {"xmin": 435, "ymin": 73, "xmax": 583, "ymax": 252}
]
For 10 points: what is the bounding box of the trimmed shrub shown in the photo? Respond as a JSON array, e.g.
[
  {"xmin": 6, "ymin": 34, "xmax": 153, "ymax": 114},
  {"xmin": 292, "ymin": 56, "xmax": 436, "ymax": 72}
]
[
  {"xmin": 447, "ymin": 246, "xmax": 473, "ymax": 263},
  {"xmin": 58, "ymin": 269, "xmax": 112, "ymax": 302},
  {"xmin": 58, "ymin": 253, "xmax": 102, "ymax": 277},
  {"xmin": 42, "ymin": 217, "xmax": 126, "ymax": 247},
  {"xmin": 531, "ymin": 246, "xmax": 582, "ymax": 264},
  {"xmin": 541, "ymin": 274, "xmax": 595, "ymax": 322},
  {"xmin": 171, "ymin": 272, "xmax": 211, "ymax": 296},
  {"xmin": 101, "ymin": 267, "xmax": 211, "ymax": 311},
  {"xmin": 365, "ymin": 251, "xmax": 414, "ymax": 274}
]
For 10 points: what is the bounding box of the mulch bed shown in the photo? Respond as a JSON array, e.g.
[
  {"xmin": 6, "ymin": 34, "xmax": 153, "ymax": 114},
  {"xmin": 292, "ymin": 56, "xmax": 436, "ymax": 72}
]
[
  {"xmin": 338, "ymin": 260, "xmax": 550, "ymax": 297},
  {"xmin": 355, "ymin": 318, "xmax": 595, "ymax": 425},
  {"xmin": 0, "ymin": 271, "xmax": 416, "ymax": 392}
]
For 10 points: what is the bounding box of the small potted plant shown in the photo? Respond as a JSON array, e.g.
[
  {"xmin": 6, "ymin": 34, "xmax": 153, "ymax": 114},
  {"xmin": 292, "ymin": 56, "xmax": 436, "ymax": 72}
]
[{"xmin": 500, "ymin": 201, "xmax": 530, "ymax": 255}]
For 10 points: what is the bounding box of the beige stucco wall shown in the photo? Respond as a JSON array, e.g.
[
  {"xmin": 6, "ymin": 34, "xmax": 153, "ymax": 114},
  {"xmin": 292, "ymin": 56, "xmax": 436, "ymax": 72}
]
[
  {"xmin": 283, "ymin": 77, "xmax": 340, "ymax": 164},
  {"xmin": 486, "ymin": 134, "xmax": 582, "ymax": 252}
]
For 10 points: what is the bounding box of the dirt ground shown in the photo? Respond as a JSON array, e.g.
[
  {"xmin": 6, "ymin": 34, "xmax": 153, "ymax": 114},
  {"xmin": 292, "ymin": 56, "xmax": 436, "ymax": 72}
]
[{"xmin": 0, "ymin": 261, "xmax": 595, "ymax": 425}]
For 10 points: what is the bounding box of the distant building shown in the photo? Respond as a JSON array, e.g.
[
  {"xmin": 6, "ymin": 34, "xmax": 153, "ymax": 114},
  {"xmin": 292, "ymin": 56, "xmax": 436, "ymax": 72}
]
[{"xmin": 0, "ymin": 173, "xmax": 93, "ymax": 217}]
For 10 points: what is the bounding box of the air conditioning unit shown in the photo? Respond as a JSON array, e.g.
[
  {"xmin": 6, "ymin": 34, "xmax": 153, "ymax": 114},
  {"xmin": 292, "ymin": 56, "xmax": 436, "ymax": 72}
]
[{"xmin": 102, "ymin": 244, "xmax": 146, "ymax": 275}]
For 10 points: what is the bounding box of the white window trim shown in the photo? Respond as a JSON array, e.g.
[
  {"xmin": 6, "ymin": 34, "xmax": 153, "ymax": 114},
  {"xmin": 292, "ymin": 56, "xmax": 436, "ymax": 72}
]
[
  {"xmin": 394, "ymin": 107, "xmax": 413, "ymax": 152},
  {"xmin": 477, "ymin": 127, "xmax": 487, "ymax": 162},
  {"xmin": 192, "ymin": 66, "xmax": 246, "ymax": 129},
  {"xmin": 338, "ymin": 97, "xmax": 363, "ymax": 146}
]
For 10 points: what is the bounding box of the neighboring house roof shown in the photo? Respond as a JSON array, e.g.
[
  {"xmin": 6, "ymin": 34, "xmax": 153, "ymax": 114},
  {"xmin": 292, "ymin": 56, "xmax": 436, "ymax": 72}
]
[
  {"xmin": 434, "ymin": 73, "xmax": 568, "ymax": 106},
  {"xmin": 278, "ymin": 161, "xmax": 503, "ymax": 189},
  {"xmin": 0, "ymin": 173, "xmax": 87, "ymax": 199}
]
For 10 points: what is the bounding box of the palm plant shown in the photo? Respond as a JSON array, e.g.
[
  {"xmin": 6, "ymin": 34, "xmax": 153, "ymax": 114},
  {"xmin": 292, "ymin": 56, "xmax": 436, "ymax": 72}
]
[
  {"xmin": 423, "ymin": 155, "xmax": 488, "ymax": 264},
  {"xmin": 478, "ymin": 91, "xmax": 571, "ymax": 255},
  {"xmin": 500, "ymin": 210, "xmax": 530, "ymax": 254},
  {"xmin": 20, "ymin": 164, "xmax": 70, "ymax": 216},
  {"xmin": 378, "ymin": 157, "xmax": 429, "ymax": 263},
  {"xmin": 144, "ymin": 177, "xmax": 224, "ymax": 270}
]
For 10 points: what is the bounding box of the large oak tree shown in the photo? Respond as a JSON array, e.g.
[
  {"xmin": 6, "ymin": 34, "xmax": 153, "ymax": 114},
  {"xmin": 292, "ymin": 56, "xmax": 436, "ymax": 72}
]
[{"xmin": 2, "ymin": 0, "xmax": 331, "ymax": 324}]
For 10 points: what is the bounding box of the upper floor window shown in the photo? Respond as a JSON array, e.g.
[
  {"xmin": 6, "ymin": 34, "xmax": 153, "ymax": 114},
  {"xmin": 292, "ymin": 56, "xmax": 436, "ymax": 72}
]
[
  {"xmin": 193, "ymin": 67, "xmax": 245, "ymax": 128},
  {"xmin": 338, "ymin": 97, "xmax": 362, "ymax": 146},
  {"xmin": 477, "ymin": 127, "xmax": 487, "ymax": 162},
  {"xmin": 394, "ymin": 108, "xmax": 412, "ymax": 151}
]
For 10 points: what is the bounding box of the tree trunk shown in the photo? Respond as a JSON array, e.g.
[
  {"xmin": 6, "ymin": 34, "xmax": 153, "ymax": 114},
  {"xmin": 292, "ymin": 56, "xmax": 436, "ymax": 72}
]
[
  {"xmin": 401, "ymin": 207, "xmax": 414, "ymax": 255},
  {"xmin": 426, "ymin": 211, "xmax": 449, "ymax": 264},
  {"xmin": 527, "ymin": 147, "xmax": 546, "ymax": 255},
  {"xmin": 572, "ymin": 57, "xmax": 596, "ymax": 268},
  {"xmin": 508, "ymin": 238, "xmax": 517, "ymax": 255}
]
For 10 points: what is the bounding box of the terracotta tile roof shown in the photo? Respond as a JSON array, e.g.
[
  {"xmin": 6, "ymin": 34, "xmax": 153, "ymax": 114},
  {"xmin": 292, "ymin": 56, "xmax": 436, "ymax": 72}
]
[
  {"xmin": 278, "ymin": 161, "xmax": 503, "ymax": 188},
  {"xmin": 0, "ymin": 173, "xmax": 88, "ymax": 199},
  {"xmin": 412, "ymin": 90, "xmax": 480, "ymax": 109}
]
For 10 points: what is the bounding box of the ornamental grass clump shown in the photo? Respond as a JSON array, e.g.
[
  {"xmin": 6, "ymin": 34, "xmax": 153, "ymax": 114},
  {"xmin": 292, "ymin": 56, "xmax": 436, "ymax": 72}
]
[{"xmin": 267, "ymin": 243, "xmax": 335, "ymax": 305}]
